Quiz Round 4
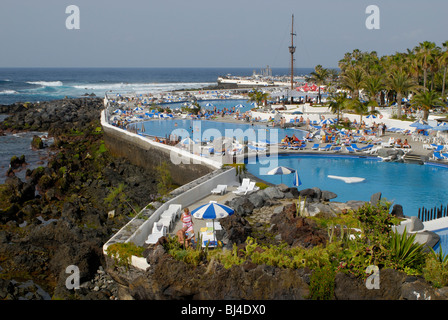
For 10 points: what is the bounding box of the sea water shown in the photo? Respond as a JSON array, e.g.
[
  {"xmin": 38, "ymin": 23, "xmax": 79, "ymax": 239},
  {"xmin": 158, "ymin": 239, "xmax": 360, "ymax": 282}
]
[
  {"xmin": 0, "ymin": 67, "xmax": 310, "ymax": 181},
  {"xmin": 0, "ymin": 67, "xmax": 312, "ymax": 105}
]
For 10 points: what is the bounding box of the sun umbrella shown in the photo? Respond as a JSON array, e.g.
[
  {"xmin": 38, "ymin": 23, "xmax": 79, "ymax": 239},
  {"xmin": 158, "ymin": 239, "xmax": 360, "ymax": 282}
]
[
  {"xmin": 267, "ymin": 166, "xmax": 296, "ymax": 184},
  {"xmin": 192, "ymin": 201, "xmax": 234, "ymax": 246},
  {"xmin": 204, "ymin": 103, "xmax": 214, "ymax": 108},
  {"xmin": 192, "ymin": 201, "xmax": 234, "ymax": 220},
  {"xmin": 432, "ymin": 122, "xmax": 448, "ymax": 131},
  {"xmin": 320, "ymin": 118, "xmax": 335, "ymax": 125},
  {"xmin": 234, "ymin": 104, "xmax": 245, "ymax": 108},
  {"xmin": 410, "ymin": 120, "xmax": 429, "ymax": 127},
  {"xmin": 180, "ymin": 137, "xmax": 197, "ymax": 145},
  {"xmin": 366, "ymin": 114, "xmax": 377, "ymax": 119}
]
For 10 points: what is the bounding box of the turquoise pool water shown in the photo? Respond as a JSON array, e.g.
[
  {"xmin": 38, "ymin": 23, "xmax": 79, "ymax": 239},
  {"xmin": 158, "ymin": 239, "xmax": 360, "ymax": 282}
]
[
  {"xmin": 161, "ymin": 99, "xmax": 254, "ymax": 114},
  {"xmin": 432, "ymin": 228, "xmax": 448, "ymax": 254},
  {"xmin": 139, "ymin": 119, "xmax": 307, "ymax": 143},
  {"xmin": 141, "ymin": 98, "xmax": 307, "ymax": 142},
  {"xmin": 246, "ymin": 154, "xmax": 448, "ymax": 218}
]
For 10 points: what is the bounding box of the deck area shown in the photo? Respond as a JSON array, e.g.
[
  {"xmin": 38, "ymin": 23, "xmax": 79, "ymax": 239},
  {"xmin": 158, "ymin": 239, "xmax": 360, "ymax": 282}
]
[{"xmin": 169, "ymin": 185, "xmax": 239, "ymax": 239}]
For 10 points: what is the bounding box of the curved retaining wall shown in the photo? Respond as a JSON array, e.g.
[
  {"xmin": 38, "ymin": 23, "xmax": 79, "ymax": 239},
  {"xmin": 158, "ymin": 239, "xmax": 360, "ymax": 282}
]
[{"xmin": 101, "ymin": 110, "xmax": 221, "ymax": 186}]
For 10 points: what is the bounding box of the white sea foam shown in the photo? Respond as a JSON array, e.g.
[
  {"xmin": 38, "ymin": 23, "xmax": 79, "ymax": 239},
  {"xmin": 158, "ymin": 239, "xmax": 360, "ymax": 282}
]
[
  {"xmin": 27, "ymin": 81, "xmax": 64, "ymax": 87},
  {"xmin": 72, "ymin": 82, "xmax": 215, "ymax": 93},
  {"xmin": 0, "ymin": 90, "xmax": 18, "ymax": 94}
]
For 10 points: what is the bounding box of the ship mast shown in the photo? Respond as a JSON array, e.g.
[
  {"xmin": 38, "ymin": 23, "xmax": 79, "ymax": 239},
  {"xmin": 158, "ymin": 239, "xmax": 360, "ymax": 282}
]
[{"xmin": 289, "ymin": 14, "xmax": 296, "ymax": 90}]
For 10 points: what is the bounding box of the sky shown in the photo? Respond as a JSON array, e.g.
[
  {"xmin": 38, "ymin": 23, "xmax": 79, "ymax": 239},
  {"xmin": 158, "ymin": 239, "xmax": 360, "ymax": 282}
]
[{"xmin": 0, "ymin": 0, "xmax": 447, "ymax": 69}]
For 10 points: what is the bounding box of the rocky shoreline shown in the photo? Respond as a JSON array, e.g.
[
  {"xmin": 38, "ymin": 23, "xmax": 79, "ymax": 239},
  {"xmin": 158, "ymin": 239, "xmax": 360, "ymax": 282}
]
[{"xmin": 0, "ymin": 98, "xmax": 160, "ymax": 299}]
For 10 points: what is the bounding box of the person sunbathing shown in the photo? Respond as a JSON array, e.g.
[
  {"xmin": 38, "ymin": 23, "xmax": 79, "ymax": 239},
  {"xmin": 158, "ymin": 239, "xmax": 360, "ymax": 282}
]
[
  {"xmin": 176, "ymin": 226, "xmax": 192, "ymax": 248},
  {"xmin": 402, "ymin": 139, "xmax": 410, "ymax": 148},
  {"xmin": 280, "ymin": 138, "xmax": 288, "ymax": 148}
]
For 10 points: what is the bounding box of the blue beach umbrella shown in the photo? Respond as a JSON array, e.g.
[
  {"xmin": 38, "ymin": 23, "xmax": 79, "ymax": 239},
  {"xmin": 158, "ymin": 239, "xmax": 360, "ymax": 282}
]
[
  {"xmin": 192, "ymin": 201, "xmax": 234, "ymax": 220},
  {"xmin": 320, "ymin": 118, "xmax": 335, "ymax": 125},
  {"xmin": 234, "ymin": 104, "xmax": 245, "ymax": 108},
  {"xmin": 410, "ymin": 120, "xmax": 429, "ymax": 127},
  {"xmin": 432, "ymin": 122, "xmax": 448, "ymax": 131},
  {"xmin": 366, "ymin": 114, "xmax": 377, "ymax": 119},
  {"xmin": 416, "ymin": 123, "xmax": 433, "ymax": 130},
  {"xmin": 180, "ymin": 137, "xmax": 197, "ymax": 145},
  {"xmin": 192, "ymin": 201, "xmax": 235, "ymax": 245},
  {"xmin": 204, "ymin": 103, "xmax": 214, "ymax": 108}
]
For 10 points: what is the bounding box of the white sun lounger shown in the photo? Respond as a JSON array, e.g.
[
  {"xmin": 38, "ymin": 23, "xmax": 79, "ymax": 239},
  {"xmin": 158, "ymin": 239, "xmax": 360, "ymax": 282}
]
[
  {"xmin": 233, "ymin": 181, "xmax": 259, "ymax": 196},
  {"xmin": 161, "ymin": 204, "xmax": 182, "ymax": 222},
  {"xmin": 145, "ymin": 222, "xmax": 167, "ymax": 244},
  {"xmin": 157, "ymin": 217, "xmax": 172, "ymax": 232},
  {"xmin": 211, "ymin": 184, "xmax": 227, "ymax": 195},
  {"xmin": 233, "ymin": 178, "xmax": 250, "ymax": 194}
]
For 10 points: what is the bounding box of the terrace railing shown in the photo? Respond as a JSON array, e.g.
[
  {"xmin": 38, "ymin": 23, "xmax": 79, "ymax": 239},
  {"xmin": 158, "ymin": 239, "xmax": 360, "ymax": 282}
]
[{"xmin": 418, "ymin": 204, "xmax": 448, "ymax": 222}]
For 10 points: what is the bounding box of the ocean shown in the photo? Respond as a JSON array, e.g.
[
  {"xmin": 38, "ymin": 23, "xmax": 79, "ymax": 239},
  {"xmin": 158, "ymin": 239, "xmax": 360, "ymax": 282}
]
[
  {"xmin": 0, "ymin": 67, "xmax": 313, "ymax": 105},
  {"xmin": 0, "ymin": 67, "xmax": 313, "ymax": 182}
]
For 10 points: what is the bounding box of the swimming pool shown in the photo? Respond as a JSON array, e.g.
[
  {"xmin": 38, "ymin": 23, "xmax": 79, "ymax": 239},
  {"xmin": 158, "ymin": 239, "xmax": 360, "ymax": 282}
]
[
  {"xmin": 139, "ymin": 119, "xmax": 307, "ymax": 144},
  {"xmin": 432, "ymin": 227, "xmax": 448, "ymax": 254},
  {"xmin": 161, "ymin": 99, "xmax": 254, "ymax": 114},
  {"xmin": 246, "ymin": 154, "xmax": 448, "ymax": 219}
]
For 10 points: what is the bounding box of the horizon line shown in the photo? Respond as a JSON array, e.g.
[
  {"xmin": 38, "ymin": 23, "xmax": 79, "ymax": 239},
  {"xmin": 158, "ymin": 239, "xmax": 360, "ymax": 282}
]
[{"xmin": 0, "ymin": 66, "xmax": 340, "ymax": 70}]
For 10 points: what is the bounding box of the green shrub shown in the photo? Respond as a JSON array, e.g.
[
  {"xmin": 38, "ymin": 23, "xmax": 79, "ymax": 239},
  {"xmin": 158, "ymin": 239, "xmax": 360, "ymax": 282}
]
[
  {"xmin": 308, "ymin": 265, "xmax": 335, "ymax": 300},
  {"xmin": 385, "ymin": 228, "xmax": 427, "ymax": 273},
  {"xmin": 155, "ymin": 162, "xmax": 173, "ymax": 195},
  {"xmin": 163, "ymin": 235, "xmax": 208, "ymax": 267},
  {"xmin": 106, "ymin": 242, "xmax": 145, "ymax": 269},
  {"xmin": 354, "ymin": 202, "xmax": 394, "ymax": 242},
  {"xmin": 210, "ymin": 244, "xmax": 244, "ymax": 269},
  {"xmin": 423, "ymin": 248, "xmax": 448, "ymax": 288}
]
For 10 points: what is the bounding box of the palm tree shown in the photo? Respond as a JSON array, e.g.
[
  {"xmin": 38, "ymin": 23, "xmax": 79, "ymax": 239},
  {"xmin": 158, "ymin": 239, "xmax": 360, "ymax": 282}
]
[
  {"xmin": 385, "ymin": 69, "xmax": 420, "ymax": 119},
  {"xmin": 429, "ymin": 47, "xmax": 441, "ymax": 91},
  {"xmin": 406, "ymin": 51, "xmax": 421, "ymax": 84},
  {"xmin": 440, "ymin": 41, "xmax": 448, "ymax": 100},
  {"xmin": 346, "ymin": 98, "xmax": 373, "ymax": 123},
  {"xmin": 363, "ymin": 74, "xmax": 384, "ymax": 111},
  {"xmin": 308, "ymin": 65, "xmax": 329, "ymax": 104},
  {"xmin": 410, "ymin": 90, "xmax": 444, "ymax": 120},
  {"xmin": 326, "ymin": 91, "xmax": 349, "ymax": 122},
  {"xmin": 248, "ymin": 88, "xmax": 270, "ymax": 108},
  {"xmin": 339, "ymin": 67, "xmax": 365, "ymax": 100},
  {"xmin": 416, "ymin": 41, "xmax": 436, "ymax": 89}
]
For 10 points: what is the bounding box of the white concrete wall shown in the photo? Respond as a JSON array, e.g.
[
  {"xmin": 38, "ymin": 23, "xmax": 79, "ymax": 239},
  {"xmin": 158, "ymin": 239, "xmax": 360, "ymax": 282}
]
[
  {"xmin": 424, "ymin": 217, "xmax": 448, "ymax": 232},
  {"xmin": 100, "ymin": 110, "xmax": 222, "ymax": 170}
]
